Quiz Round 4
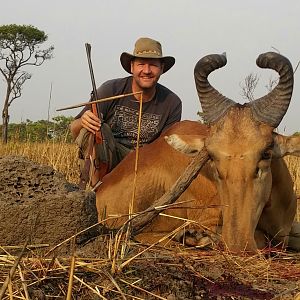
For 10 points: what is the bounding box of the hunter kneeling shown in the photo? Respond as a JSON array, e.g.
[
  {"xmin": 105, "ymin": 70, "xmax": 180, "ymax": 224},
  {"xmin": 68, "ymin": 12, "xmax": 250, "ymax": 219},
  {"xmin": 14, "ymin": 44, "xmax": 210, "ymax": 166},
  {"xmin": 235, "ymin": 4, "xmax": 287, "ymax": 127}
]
[{"xmin": 70, "ymin": 37, "xmax": 182, "ymax": 190}]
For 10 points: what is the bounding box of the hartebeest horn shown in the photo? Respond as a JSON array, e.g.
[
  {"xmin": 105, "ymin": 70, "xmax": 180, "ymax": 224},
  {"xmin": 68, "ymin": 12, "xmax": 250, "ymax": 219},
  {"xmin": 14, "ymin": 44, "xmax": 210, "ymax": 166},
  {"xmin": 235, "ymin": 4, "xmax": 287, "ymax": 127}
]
[
  {"xmin": 194, "ymin": 53, "xmax": 236, "ymax": 124},
  {"xmin": 250, "ymin": 52, "xmax": 294, "ymax": 128}
]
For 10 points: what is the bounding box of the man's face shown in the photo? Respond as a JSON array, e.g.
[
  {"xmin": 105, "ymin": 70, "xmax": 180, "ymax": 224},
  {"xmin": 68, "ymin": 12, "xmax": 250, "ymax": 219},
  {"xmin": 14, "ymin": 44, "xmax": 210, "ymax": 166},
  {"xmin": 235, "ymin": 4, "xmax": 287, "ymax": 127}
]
[{"xmin": 131, "ymin": 58, "xmax": 164, "ymax": 90}]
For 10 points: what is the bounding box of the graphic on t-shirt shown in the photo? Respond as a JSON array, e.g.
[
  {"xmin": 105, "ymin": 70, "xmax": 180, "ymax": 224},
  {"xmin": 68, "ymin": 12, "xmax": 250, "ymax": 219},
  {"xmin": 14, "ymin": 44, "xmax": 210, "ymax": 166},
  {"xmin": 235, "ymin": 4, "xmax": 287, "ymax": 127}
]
[{"xmin": 110, "ymin": 105, "xmax": 161, "ymax": 146}]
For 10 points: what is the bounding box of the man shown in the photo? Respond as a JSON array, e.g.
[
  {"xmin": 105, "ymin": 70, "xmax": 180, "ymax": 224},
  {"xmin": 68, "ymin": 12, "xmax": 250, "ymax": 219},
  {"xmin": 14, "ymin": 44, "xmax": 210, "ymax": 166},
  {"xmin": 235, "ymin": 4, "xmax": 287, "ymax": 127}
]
[{"xmin": 70, "ymin": 37, "xmax": 182, "ymax": 188}]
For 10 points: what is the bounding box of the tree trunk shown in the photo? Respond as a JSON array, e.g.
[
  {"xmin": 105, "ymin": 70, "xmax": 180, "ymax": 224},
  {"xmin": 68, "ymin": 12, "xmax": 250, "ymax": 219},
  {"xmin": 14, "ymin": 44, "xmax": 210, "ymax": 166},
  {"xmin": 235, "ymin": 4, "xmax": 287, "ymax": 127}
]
[
  {"xmin": 2, "ymin": 82, "xmax": 11, "ymax": 143},
  {"xmin": 2, "ymin": 108, "xmax": 8, "ymax": 143}
]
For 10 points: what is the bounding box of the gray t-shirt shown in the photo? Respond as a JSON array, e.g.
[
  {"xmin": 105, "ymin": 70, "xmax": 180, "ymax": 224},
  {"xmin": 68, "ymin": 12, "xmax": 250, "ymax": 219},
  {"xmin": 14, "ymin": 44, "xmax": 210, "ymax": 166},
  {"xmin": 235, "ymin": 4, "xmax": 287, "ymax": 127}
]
[{"xmin": 77, "ymin": 76, "xmax": 182, "ymax": 149}]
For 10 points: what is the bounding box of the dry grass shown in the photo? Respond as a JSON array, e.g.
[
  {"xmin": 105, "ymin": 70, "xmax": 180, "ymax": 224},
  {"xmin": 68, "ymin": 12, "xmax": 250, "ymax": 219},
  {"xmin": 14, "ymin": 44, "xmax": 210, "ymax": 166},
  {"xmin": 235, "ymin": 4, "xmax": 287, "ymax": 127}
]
[
  {"xmin": 285, "ymin": 156, "xmax": 300, "ymax": 221},
  {"xmin": 0, "ymin": 234, "xmax": 300, "ymax": 299},
  {"xmin": 0, "ymin": 140, "xmax": 79, "ymax": 184},
  {"xmin": 285, "ymin": 156, "xmax": 300, "ymax": 194}
]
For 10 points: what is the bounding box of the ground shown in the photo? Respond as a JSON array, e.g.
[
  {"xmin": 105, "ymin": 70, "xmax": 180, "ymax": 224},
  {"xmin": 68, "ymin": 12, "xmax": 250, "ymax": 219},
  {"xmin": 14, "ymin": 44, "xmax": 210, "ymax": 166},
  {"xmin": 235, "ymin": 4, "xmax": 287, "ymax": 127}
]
[{"xmin": 0, "ymin": 156, "xmax": 299, "ymax": 299}]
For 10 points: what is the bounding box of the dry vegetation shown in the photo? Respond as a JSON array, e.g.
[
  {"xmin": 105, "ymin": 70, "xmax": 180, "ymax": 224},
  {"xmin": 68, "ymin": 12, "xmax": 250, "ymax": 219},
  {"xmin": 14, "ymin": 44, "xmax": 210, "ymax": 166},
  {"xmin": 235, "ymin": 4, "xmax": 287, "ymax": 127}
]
[
  {"xmin": 0, "ymin": 140, "xmax": 300, "ymax": 299},
  {"xmin": 0, "ymin": 140, "xmax": 79, "ymax": 184},
  {"xmin": 284, "ymin": 156, "xmax": 300, "ymax": 221},
  {"xmin": 1, "ymin": 239, "xmax": 300, "ymax": 299}
]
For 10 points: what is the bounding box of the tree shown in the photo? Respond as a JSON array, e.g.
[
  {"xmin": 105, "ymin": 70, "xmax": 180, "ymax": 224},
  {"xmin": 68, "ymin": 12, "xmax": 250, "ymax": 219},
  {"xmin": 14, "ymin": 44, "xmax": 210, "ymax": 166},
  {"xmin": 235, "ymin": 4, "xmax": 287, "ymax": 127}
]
[
  {"xmin": 240, "ymin": 73, "xmax": 259, "ymax": 101},
  {"xmin": 0, "ymin": 24, "xmax": 54, "ymax": 143},
  {"xmin": 51, "ymin": 115, "xmax": 74, "ymax": 140}
]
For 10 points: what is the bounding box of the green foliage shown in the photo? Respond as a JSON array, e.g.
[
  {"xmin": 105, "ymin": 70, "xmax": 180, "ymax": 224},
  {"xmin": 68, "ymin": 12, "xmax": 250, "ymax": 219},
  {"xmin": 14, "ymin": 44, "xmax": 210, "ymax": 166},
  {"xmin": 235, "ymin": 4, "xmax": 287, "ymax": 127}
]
[
  {"xmin": 0, "ymin": 24, "xmax": 47, "ymax": 44},
  {"xmin": 0, "ymin": 24, "xmax": 54, "ymax": 73},
  {"xmin": 1, "ymin": 116, "xmax": 74, "ymax": 143}
]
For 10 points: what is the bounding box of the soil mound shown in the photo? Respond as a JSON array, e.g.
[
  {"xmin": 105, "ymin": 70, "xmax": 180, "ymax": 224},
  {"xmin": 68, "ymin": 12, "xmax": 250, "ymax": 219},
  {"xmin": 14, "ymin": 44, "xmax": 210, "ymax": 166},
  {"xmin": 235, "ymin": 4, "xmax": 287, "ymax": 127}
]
[{"xmin": 0, "ymin": 156, "xmax": 98, "ymax": 254}]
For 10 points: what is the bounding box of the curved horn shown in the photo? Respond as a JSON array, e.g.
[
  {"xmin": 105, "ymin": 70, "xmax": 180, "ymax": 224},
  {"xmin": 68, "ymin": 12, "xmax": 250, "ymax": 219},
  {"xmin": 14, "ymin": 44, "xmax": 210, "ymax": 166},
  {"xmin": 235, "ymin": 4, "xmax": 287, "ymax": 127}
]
[
  {"xmin": 194, "ymin": 53, "xmax": 236, "ymax": 124},
  {"xmin": 250, "ymin": 52, "xmax": 294, "ymax": 128}
]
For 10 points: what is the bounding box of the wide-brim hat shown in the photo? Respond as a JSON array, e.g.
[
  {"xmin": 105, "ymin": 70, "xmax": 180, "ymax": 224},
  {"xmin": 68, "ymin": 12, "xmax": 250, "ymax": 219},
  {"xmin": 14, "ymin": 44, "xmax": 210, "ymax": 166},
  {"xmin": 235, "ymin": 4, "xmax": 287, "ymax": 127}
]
[{"xmin": 120, "ymin": 37, "xmax": 175, "ymax": 74}]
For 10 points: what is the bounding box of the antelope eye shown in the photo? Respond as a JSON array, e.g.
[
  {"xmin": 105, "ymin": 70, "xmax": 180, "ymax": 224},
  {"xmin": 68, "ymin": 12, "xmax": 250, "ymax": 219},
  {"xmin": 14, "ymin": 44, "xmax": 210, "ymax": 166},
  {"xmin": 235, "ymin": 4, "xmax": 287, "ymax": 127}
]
[
  {"xmin": 261, "ymin": 142, "xmax": 274, "ymax": 160},
  {"xmin": 261, "ymin": 150, "xmax": 272, "ymax": 160}
]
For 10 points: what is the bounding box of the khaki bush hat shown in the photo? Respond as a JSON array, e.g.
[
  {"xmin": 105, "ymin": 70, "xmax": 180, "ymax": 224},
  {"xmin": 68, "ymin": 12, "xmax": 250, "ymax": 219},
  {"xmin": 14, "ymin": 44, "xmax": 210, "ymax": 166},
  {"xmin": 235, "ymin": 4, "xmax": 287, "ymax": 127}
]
[{"xmin": 120, "ymin": 37, "xmax": 175, "ymax": 74}]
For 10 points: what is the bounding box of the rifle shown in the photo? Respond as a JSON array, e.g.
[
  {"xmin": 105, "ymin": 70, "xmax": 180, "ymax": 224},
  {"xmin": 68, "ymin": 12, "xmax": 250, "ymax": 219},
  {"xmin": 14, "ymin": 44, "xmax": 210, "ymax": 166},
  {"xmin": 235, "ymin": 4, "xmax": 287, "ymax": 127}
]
[{"xmin": 79, "ymin": 43, "xmax": 109, "ymax": 190}]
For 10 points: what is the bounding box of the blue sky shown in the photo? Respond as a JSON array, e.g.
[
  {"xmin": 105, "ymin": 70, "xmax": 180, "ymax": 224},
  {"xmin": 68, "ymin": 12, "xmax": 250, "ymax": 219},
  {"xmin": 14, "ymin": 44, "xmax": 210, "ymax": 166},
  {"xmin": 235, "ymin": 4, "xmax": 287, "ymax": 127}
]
[{"xmin": 1, "ymin": 0, "xmax": 299, "ymax": 134}]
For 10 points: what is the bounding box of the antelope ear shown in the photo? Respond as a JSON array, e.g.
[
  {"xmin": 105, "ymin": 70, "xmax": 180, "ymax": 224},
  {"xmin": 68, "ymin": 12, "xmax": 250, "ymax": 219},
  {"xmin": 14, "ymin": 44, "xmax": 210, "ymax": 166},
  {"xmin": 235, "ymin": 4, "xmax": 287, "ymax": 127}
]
[
  {"xmin": 273, "ymin": 133, "xmax": 300, "ymax": 158},
  {"xmin": 164, "ymin": 134, "xmax": 205, "ymax": 156}
]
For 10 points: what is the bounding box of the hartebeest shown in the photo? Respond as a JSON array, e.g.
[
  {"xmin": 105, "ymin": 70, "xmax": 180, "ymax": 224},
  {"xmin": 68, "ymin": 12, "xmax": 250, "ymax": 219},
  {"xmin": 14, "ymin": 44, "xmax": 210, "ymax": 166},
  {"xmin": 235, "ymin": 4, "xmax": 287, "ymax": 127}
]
[{"xmin": 96, "ymin": 52, "xmax": 300, "ymax": 252}]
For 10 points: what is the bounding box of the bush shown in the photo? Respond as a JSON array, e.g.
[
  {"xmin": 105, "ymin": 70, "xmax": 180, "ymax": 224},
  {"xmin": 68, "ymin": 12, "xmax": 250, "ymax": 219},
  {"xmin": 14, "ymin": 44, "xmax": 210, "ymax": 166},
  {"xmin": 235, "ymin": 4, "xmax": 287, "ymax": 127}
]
[{"xmin": 0, "ymin": 116, "xmax": 74, "ymax": 142}]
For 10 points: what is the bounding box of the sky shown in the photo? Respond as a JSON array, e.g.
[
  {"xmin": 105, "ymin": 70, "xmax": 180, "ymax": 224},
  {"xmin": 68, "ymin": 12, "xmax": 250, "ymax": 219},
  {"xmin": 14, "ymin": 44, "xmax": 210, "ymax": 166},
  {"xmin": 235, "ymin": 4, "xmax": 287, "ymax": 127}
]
[{"xmin": 1, "ymin": 0, "xmax": 299, "ymax": 134}]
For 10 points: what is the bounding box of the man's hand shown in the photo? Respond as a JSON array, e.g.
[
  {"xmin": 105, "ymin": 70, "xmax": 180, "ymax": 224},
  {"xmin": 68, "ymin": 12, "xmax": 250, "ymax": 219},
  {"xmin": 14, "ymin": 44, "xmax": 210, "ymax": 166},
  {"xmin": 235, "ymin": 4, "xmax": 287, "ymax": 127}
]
[{"xmin": 81, "ymin": 110, "xmax": 101, "ymax": 134}]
